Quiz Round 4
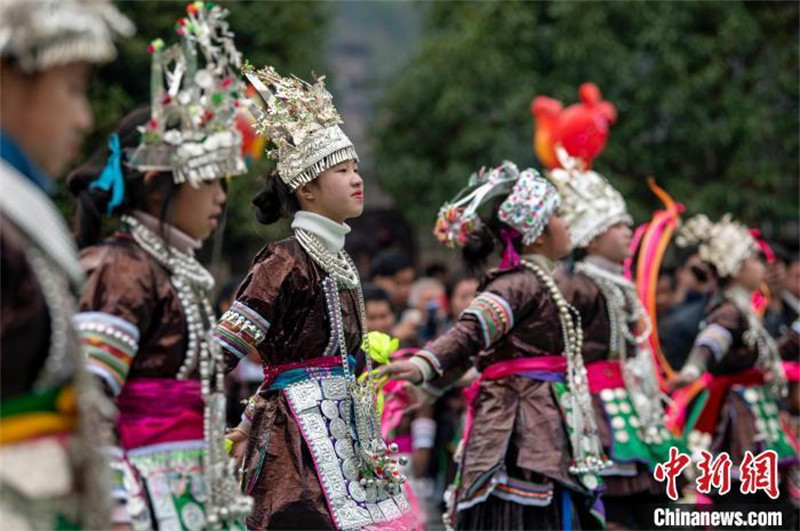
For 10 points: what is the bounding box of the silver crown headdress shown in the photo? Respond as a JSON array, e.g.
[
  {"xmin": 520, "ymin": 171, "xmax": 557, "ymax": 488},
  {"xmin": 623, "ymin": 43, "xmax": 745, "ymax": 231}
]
[
  {"xmin": 676, "ymin": 214, "xmax": 757, "ymax": 278},
  {"xmin": 127, "ymin": 2, "xmax": 247, "ymax": 186},
  {"xmin": 547, "ymin": 147, "xmax": 632, "ymax": 248},
  {"xmin": 0, "ymin": 0, "xmax": 134, "ymax": 72},
  {"xmin": 242, "ymin": 63, "xmax": 358, "ymax": 190}
]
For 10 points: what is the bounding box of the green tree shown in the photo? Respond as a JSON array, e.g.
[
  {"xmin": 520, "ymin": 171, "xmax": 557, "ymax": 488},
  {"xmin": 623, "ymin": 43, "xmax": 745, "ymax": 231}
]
[
  {"xmin": 58, "ymin": 0, "xmax": 331, "ymax": 270},
  {"xmin": 374, "ymin": 2, "xmax": 798, "ymax": 235}
]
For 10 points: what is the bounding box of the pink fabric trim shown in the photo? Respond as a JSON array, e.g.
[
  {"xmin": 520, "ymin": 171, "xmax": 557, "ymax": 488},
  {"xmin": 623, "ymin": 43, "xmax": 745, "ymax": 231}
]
[
  {"xmin": 665, "ymin": 372, "xmax": 713, "ymax": 433},
  {"xmin": 751, "ymin": 229, "xmax": 776, "ymax": 264},
  {"xmin": 498, "ymin": 228, "xmax": 522, "ymax": 270},
  {"xmin": 362, "ymin": 509, "xmax": 420, "ymax": 531},
  {"xmin": 390, "ymin": 435, "xmax": 413, "ymax": 455},
  {"xmin": 117, "ymin": 378, "xmax": 203, "ymax": 450},
  {"xmin": 381, "ymin": 380, "xmax": 411, "ymax": 441},
  {"xmin": 624, "ymin": 222, "xmax": 648, "ymax": 281},
  {"xmin": 585, "ymin": 360, "xmax": 625, "ymax": 393},
  {"xmin": 695, "ymin": 492, "xmax": 713, "ymax": 505},
  {"xmin": 783, "ymin": 361, "xmax": 800, "ymax": 383},
  {"xmin": 480, "ymin": 355, "xmax": 566, "ymax": 380}
]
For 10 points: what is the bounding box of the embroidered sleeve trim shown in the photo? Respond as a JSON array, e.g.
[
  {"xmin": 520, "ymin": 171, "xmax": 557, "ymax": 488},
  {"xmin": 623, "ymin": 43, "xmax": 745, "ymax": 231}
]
[
  {"xmin": 695, "ymin": 323, "xmax": 733, "ymax": 362},
  {"xmin": 214, "ymin": 300, "xmax": 271, "ymax": 360},
  {"xmin": 414, "ymin": 349, "xmax": 443, "ymax": 378},
  {"xmin": 462, "ymin": 291, "xmax": 514, "ymax": 348},
  {"xmin": 74, "ymin": 312, "xmax": 140, "ymax": 397}
]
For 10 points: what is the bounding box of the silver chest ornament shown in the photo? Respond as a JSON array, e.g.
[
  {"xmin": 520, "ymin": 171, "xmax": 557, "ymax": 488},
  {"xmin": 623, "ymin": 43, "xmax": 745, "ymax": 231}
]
[{"xmin": 292, "ymin": 231, "xmax": 409, "ymax": 528}]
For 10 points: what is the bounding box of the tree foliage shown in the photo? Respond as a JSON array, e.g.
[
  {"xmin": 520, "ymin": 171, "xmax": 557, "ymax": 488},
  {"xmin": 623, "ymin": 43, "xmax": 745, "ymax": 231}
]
[{"xmin": 373, "ymin": 2, "xmax": 798, "ymax": 234}]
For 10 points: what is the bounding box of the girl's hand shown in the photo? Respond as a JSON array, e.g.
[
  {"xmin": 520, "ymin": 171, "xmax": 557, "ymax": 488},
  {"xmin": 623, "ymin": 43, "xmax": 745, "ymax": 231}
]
[
  {"xmin": 377, "ymin": 361, "xmax": 424, "ymax": 384},
  {"xmin": 226, "ymin": 425, "xmax": 250, "ymax": 469}
]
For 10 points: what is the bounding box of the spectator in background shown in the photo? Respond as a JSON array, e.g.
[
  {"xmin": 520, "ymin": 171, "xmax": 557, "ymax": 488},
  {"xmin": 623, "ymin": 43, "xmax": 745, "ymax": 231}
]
[
  {"xmin": 371, "ymin": 248, "xmax": 415, "ymax": 315},
  {"xmin": 430, "ymin": 272, "xmax": 480, "ymax": 510},
  {"xmin": 424, "ymin": 261, "xmax": 450, "ymax": 285},
  {"xmin": 363, "ymin": 282, "xmax": 396, "ymax": 334},
  {"xmin": 655, "ymin": 266, "xmax": 679, "ymax": 317},
  {"xmin": 659, "ymin": 246, "xmax": 718, "ymax": 370},
  {"xmin": 395, "ymin": 277, "xmax": 447, "ymax": 345},
  {"xmin": 363, "ymin": 284, "xmax": 437, "ymax": 524},
  {"xmin": 445, "ymin": 272, "xmax": 480, "ymax": 325},
  {"xmin": 765, "ymin": 252, "xmax": 800, "ymax": 338}
]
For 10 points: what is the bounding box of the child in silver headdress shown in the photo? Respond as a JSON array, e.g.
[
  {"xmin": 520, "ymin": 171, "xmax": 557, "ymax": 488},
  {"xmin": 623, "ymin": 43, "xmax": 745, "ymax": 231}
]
[
  {"xmin": 0, "ymin": 2, "xmax": 132, "ymax": 529},
  {"xmin": 68, "ymin": 4, "xmax": 252, "ymax": 529},
  {"xmin": 671, "ymin": 215, "xmax": 797, "ymax": 508},
  {"xmin": 548, "ymin": 146, "xmax": 680, "ymax": 528},
  {"xmin": 216, "ymin": 64, "xmax": 415, "ymax": 530}
]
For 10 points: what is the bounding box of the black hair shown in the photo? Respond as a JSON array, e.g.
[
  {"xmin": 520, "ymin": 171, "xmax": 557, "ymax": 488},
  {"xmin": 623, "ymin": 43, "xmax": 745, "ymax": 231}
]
[
  {"xmin": 67, "ymin": 105, "xmax": 177, "ymax": 248},
  {"xmin": 423, "ymin": 262, "xmax": 448, "ymax": 279},
  {"xmin": 461, "ymin": 197, "xmax": 522, "ymax": 274},
  {"xmin": 252, "ymin": 170, "xmax": 301, "ymax": 225},
  {"xmin": 658, "ymin": 265, "xmax": 679, "ymax": 290},
  {"xmin": 362, "ymin": 282, "xmax": 395, "ymax": 315},
  {"xmin": 370, "ymin": 249, "xmax": 413, "ymax": 279},
  {"xmin": 562, "ymin": 245, "xmax": 588, "ymax": 274},
  {"xmin": 676, "ymin": 244, "xmax": 700, "ymax": 266}
]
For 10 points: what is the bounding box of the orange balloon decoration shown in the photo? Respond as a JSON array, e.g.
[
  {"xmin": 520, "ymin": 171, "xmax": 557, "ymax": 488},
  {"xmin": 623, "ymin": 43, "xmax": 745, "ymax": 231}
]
[{"xmin": 531, "ymin": 82, "xmax": 617, "ymax": 169}]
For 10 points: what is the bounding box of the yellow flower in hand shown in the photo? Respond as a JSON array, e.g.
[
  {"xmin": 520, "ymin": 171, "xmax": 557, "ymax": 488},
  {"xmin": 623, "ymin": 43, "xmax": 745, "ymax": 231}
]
[{"xmin": 363, "ymin": 331, "xmax": 399, "ymax": 365}]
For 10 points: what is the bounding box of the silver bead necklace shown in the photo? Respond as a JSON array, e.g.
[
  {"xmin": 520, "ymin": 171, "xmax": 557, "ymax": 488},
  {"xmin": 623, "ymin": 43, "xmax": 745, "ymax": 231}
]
[
  {"xmin": 520, "ymin": 258, "xmax": 610, "ymax": 476},
  {"xmin": 123, "ymin": 215, "xmax": 252, "ymax": 526},
  {"xmin": 123, "ymin": 215, "xmax": 214, "ymax": 380},
  {"xmin": 576, "ymin": 260, "xmax": 665, "ymax": 444},
  {"xmin": 296, "ymin": 227, "xmax": 408, "ymax": 491},
  {"xmin": 295, "ymin": 227, "xmax": 360, "ymax": 289},
  {"xmin": 724, "ymin": 286, "xmax": 787, "ymax": 399},
  {"xmin": 576, "ymin": 260, "xmax": 651, "ymax": 357}
]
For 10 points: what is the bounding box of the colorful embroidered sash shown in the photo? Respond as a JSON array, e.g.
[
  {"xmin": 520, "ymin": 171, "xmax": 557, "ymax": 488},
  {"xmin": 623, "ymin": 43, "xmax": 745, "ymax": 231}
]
[
  {"xmin": 262, "ymin": 355, "xmax": 353, "ymax": 390},
  {"xmin": 675, "ymin": 368, "xmax": 764, "ymax": 435},
  {"xmin": 117, "ymin": 378, "xmax": 203, "ymax": 450}
]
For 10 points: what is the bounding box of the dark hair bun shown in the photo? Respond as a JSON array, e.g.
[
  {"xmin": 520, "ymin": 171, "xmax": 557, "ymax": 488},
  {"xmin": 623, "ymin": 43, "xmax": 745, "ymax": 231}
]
[
  {"xmin": 253, "ymin": 172, "xmax": 300, "ymax": 225},
  {"xmin": 462, "ymin": 222, "xmax": 496, "ymax": 273}
]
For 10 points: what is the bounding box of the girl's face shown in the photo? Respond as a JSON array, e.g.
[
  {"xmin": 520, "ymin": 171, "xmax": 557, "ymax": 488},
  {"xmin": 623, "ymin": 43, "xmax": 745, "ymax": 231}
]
[
  {"xmin": 734, "ymin": 255, "xmax": 766, "ymax": 292},
  {"xmin": 2, "ymin": 62, "xmax": 94, "ymax": 176},
  {"xmin": 298, "ymin": 159, "xmax": 363, "ymax": 224},
  {"xmin": 529, "ymin": 214, "xmax": 572, "ymax": 261},
  {"xmin": 587, "ymin": 222, "xmax": 633, "ymax": 264},
  {"xmin": 171, "ymin": 179, "xmax": 227, "ymax": 241}
]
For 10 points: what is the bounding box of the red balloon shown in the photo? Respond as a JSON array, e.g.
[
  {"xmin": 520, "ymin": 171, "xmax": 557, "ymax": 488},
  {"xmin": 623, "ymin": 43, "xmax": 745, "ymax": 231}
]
[{"xmin": 531, "ymin": 82, "xmax": 616, "ymax": 169}]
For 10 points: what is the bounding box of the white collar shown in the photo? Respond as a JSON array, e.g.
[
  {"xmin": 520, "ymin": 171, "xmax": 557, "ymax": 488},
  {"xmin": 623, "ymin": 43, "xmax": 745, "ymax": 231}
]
[
  {"xmin": 132, "ymin": 210, "xmax": 201, "ymax": 256},
  {"xmin": 291, "ymin": 211, "xmax": 351, "ymax": 254},
  {"xmin": 584, "ymin": 254, "xmax": 625, "ymax": 276}
]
